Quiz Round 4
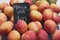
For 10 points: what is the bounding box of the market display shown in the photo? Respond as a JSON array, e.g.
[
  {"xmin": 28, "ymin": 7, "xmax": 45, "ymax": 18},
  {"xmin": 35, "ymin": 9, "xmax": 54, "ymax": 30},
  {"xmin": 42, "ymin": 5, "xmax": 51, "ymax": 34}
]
[{"xmin": 0, "ymin": 0, "xmax": 60, "ymax": 40}]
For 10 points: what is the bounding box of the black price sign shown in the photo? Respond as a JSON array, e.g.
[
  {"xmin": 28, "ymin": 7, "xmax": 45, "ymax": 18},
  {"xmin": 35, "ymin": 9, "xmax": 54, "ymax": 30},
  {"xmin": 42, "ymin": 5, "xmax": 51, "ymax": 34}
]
[{"xmin": 14, "ymin": 3, "xmax": 30, "ymax": 25}]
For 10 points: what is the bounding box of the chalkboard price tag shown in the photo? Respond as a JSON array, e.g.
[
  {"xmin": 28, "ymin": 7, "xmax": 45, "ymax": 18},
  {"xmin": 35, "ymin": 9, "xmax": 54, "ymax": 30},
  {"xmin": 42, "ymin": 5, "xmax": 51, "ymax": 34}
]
[{"xmin": 14, "ymin": 3, "xmax": 30, "ymax": 25}]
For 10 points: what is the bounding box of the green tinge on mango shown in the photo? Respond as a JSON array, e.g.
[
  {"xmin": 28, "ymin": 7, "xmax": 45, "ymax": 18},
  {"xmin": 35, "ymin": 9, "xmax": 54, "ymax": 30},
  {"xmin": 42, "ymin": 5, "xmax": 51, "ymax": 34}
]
[
  {"xmin": 47, "ymin": 0, "xmax": 57, "ymax": 4},
  {"xmin": 33, "ymin": 0, "xmax": 37, "ymax": 4}
]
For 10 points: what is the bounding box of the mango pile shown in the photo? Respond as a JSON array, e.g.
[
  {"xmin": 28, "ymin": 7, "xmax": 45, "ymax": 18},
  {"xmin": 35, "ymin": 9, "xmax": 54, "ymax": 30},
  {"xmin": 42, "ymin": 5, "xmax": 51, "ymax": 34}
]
[{"xmin": 0, "ymin": 0, "xmax": 60, "ymax": 40}]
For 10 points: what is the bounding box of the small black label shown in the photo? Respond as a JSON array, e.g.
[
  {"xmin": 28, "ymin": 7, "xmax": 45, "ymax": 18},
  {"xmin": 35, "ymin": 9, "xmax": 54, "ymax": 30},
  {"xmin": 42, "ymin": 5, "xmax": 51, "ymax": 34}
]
[{"xmin": 14, "ymin": 3, "xmax": 30, "ymax": 25}]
